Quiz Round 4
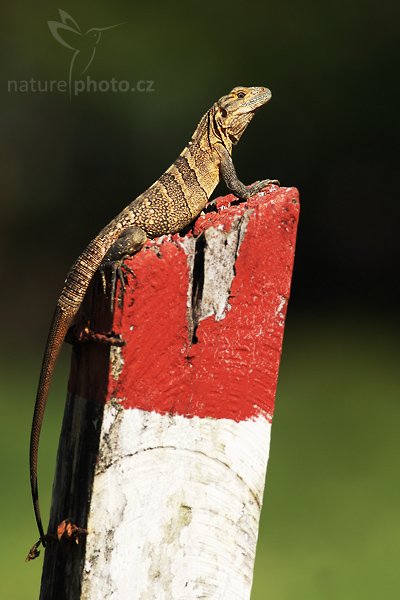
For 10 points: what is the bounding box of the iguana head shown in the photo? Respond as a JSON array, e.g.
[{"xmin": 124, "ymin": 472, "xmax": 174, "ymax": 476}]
[{"xmin": 214, "ymin": 86, "xmax": 272, "ymax": 145}]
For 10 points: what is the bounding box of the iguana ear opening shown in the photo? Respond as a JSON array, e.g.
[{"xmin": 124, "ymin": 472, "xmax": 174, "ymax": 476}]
[
  {"xmin": 214, "ymin": 104, "xmax": 228, "ymax": 130},
  {"xmin": 219, "ymin": 106, "xmax": 227, "ymax": 118}
]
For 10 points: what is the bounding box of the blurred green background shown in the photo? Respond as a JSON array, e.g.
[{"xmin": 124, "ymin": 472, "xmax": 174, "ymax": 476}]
[{"xmin": 1, "ymin": 1, "xmax": 399, "ymax": 598}]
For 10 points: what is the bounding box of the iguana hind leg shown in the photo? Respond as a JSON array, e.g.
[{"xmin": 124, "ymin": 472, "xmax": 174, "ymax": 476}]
[{"xmin": 100, "ymin": 226, "xmax": 147, "ymax": 309}]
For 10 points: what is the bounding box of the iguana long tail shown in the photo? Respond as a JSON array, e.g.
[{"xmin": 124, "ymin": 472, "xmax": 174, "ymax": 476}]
[{"xmin": 29, "ymin": 305, "xmax": 71, "ymax": 543}]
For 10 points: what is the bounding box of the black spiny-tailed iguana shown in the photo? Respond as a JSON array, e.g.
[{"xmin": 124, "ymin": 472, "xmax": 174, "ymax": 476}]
[{"xmin": 27, "ymin": 86, "xmax": 278, "ymax": 560}]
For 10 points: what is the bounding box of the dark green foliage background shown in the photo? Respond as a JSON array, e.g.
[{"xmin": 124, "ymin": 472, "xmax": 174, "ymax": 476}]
[{"xmin": 1, "ymin": 1, "xmax": 399, "ymax": 597}]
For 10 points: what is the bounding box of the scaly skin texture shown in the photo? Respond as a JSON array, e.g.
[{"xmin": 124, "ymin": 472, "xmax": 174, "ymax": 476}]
[{"xmin": 28, "ymin": 86, "xmax": 277, "ymax": 559}]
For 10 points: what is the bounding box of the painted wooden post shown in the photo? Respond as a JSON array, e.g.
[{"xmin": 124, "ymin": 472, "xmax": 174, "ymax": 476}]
[{"xmin": 40, "ymin": 186, "xmax": 299, "ymax": 600}]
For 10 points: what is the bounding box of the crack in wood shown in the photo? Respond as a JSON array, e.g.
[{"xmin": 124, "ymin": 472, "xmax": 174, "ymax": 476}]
[{"xmin": 186, "ymin": 210, "xmax": 252, "ymax": 345}]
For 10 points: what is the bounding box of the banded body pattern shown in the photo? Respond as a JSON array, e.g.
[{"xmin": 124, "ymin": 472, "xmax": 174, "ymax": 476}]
[{"xmin": 28, "ymin": 86, "xmax": 274, "ymax": 558}]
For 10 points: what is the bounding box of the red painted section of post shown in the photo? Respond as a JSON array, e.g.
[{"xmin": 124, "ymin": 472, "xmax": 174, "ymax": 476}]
[
  {"xmin": 96, "ymin": 185, "xmax": 299, "ymax": 422},
  {"xmin": 69, "ymin": 186, "xmax": 298, "ymax": 419}
]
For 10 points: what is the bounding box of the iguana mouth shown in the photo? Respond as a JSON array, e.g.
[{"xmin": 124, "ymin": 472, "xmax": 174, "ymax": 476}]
[{"xmin": 28, "ymin": 86, "xmax": 276, "ymax": 559}]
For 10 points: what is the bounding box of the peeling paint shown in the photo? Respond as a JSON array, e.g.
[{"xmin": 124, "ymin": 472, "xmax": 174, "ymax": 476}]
[{"xmin": 110, "ymin": 345, "xmax": 124, "ymax": 381}]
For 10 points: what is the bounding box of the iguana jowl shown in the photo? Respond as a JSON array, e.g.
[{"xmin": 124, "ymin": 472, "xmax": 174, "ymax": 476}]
[{"xmin": 28, "ymin": 86, "xmax": 277, "ymax": 558}]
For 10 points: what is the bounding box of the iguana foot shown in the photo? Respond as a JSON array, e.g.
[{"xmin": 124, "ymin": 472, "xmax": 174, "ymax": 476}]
[
  {"xmin": 108, "ymin": 259, "xmax": 134, "ymax": 309},
  {"xmin": 245, "ymin": 179, "xmax": 280, "ymax": 197},
  {"xmin": 99, "ymin": 226, "xmax": 147, "ymax": 310}
]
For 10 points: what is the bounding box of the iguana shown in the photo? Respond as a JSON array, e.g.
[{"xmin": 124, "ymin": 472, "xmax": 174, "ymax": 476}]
[{"xmin": 28, "ymin": 86, "xmax": 277, "ymax": 559}]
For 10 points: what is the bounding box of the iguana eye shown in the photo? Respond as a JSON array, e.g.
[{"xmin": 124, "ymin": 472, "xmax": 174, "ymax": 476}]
[{"xmin": 237, "ymin": 91, "xmax": 246, "ymax": 98}]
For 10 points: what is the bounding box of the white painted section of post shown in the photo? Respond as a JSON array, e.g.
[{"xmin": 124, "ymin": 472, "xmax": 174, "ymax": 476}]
[{"xmin": 80, "ymin": 403, "xmax": 271, "ymax": 600}]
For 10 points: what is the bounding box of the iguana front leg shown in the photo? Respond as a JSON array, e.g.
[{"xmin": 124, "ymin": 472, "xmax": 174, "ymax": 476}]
[
  {"xmin": 27, "ymin": 86, "xmax": 276, "ymax": 558},
  {"xmin": 100, "ymin": 226, "xmax": 147, "ymax": 308},
  {"xmin": 217, "ymin": 143, "xmax": 279, "ymax": 200}
]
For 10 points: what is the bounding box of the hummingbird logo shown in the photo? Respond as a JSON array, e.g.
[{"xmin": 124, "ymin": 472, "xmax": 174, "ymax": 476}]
[{"xmin": 48, "ymin": 9, "xmax": 124, "ymax": 98}]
